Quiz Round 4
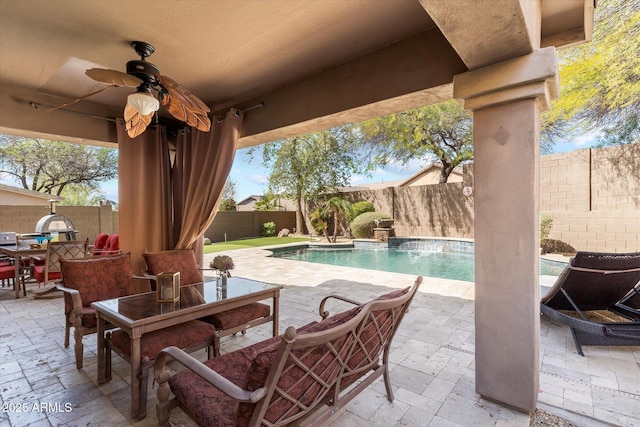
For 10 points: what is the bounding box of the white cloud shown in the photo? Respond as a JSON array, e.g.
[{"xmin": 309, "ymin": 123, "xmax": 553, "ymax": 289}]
[
  {"xmin": 573, "ymin": 131, "xmax": 602, "ymax": 146},
  {"xmin": 250, "ymin": 174, "xmax": 269, "ymax": 185}
]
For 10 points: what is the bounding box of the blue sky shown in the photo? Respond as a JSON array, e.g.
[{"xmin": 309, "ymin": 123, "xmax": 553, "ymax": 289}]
[{"xmin": 2, "ymin": 134, "xmax": 599, "ymax": 204}]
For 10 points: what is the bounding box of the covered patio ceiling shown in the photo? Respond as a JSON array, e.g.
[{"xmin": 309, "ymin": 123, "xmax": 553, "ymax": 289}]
[
  {"xmin": 0, "ymin": 0, "xmax": 592, "ymax": 148},
  {"xmin": 1, "ymin": 0, "xmax": 596, "ymax": 415}
]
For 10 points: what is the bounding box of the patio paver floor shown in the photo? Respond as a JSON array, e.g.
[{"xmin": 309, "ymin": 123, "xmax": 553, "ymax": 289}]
[{"xmin": 0, "ymin": 247, "xmax": 638, "ymax": 426}]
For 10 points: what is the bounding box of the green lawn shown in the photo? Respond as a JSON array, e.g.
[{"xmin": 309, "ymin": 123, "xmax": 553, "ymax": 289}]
[{"xmin": 204, "ymin": 236, "xmax": 312, "ymax": 253}]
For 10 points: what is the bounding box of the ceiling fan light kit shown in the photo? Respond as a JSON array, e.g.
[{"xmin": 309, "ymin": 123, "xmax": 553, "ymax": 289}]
[{"xmin": 127, "ymin": 91, "xmax": 160, "ymax": 116}]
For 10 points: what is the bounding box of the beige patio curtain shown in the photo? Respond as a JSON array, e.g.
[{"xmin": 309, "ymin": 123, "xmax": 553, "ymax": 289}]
[
  {"xmin": 173, "ymin": 110, "xmax": 243, "ymax": 250},
  {"xmin": 117, "ymin": 122, "xmax": 172, "ymax": 277},
  {"xmin": 117, "ymin": 110, "xmax": 243, "ymax": 276}
]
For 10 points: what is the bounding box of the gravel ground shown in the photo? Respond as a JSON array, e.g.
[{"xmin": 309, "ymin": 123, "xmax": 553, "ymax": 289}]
[{"xmin": 530, "ymin": 409, "xmax": 578, "ymax": 427}]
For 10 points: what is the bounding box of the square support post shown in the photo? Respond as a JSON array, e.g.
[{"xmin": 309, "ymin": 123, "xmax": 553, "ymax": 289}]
[{"xmin": 454, "ymin": 47, "xmax": 559, "ymax": 412}]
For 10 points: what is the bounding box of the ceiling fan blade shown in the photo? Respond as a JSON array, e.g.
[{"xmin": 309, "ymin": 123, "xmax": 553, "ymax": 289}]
[
  {"xmin": 156, "ymin": 74, "xmax": 211, "ymax": 132},
  {"xmin": 86, "ymin": 68, "xmax": 143, "ymax": 87},
  {"xmin": 163, "ymin": 99, "xmax": 212, "ymax": 132},
  {"xmin": 124, "ymin": 104, "xmax": 153, "ymax": 138}
]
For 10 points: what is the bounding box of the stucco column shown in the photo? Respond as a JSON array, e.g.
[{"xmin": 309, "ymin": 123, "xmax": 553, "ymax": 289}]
[{"xmin": 453, "ymin": 48, "xmax": 559, "ymax": 412}]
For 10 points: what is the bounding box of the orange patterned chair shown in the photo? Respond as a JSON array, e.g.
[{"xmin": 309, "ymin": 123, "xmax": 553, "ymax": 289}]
[
  {"xmin": 142, "ymin": 249, "xmax": 271, "ymax": 352},
  {"xmin": 57, "ymin": 252, "xmax": 136, "ymax": 369}
]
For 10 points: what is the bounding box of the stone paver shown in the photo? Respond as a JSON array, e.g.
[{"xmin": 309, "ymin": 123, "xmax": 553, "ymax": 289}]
[{"xmin": 0, "ymin": 245, "xmax": 637, "ymax": 426}]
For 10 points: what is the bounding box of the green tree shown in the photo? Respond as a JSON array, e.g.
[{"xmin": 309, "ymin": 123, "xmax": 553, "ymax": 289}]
[
  {"xmin": 254, "ymin": 193, "xmax": 280, "ymax": 211},
  {"xmin": 542, "ymin": 0, "xmax": 640, "ymax": 147},
  {"xmin": 251, "ymin": 126, "xmax": 370, "ymax": 234},
  {"xmin": 59, "ymin": 183, "xmax": 108, "ymax": 206},
  {"xmin": 0, "ymin": 135, "xmax": 117, "ymax": 196},
  {"xmin": 358, "ymin": 100, "xmax": 473, "ymax": 183},
  {"xmin": 218, "ymin": 178, "xmax": 237, "ymax": 211}
]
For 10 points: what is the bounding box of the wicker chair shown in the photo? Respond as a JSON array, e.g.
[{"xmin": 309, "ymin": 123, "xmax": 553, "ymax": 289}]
[
  {"xmin": 540, "ymin": 251, "xmax": 640, "ymax": 356},
  {"xmin": 142, "ymin": 249, "xmax": 271, "ymax": 353}
]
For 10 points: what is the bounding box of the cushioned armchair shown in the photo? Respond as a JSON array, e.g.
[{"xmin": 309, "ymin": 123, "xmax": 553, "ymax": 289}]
[
  {"xmin": 142, "ymin": 249, "xmax": 271, "ymax": 353},
  {"xmin": 57, "ymin": 253, "xmax": 137, "ymax": 369}
]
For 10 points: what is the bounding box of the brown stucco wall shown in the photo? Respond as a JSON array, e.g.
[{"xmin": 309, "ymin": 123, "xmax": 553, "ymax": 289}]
[
  {"xmin": 1, "ymin": 145, "xmax": 636, "ymax": 252},
  {"xmin": 204, "ymin": 211, "xmax": 296, "ymax": 242},
  {"xmin": 343, "ymin": 182, "xmax": 474, "ymax": 238},
  {"xmin": 342, "ymin": 144, "xmax": 639, "ymax": 253}
]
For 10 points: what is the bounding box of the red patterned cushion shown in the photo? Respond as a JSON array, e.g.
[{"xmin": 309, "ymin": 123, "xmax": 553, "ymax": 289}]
[
  {"xmin": 209, "ymin": 303, "xmax": 271, "ymax": 330},
  {"xmin": 60, "ymin": 253, "xmax": 136, "ymax": 314},
  {"xmin": 104, "ymin": 234, "xmax": 119, "ymax": 252},
  {"xmin": 78, "ymin": 307, "xmax": 97, "ymax": 329},
  {"xmin": 143, "ymin": 250, "xmax": 203, "ymax": 286},
  {"xmin": 169, "ymin": 321, "xmax": 321, "ymax": 427},
  {"xmin": 169, "ymin": 335, "xmax": 282, "ymax": 427},
  {"xmin": 92, "ymin": 233, "xmax": 109, "ymax": 255},
  {"xmin": 109, "ymin": 320, "xmax": 216, "ymax": 359},
  {"xmin": 33, "ymin": 266, "xmax": 61, "ymax": 283}
]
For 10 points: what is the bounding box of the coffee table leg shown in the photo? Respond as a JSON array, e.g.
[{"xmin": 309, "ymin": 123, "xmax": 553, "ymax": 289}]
[
  {"xmin": 273, "ymin": 290, "xmax": 280, "ymax": 337},
  {"xmin": 96, "ymin": 314, "xmax": 106, "ymax": 384},
  {"xmin": 130, "ymin": 335, "xmax": 141, "ymax": 419}
]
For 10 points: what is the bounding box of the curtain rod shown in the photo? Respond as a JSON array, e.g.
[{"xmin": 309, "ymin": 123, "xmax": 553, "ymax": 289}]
[
  {"xmin": 29, "ymin": 100, "xmax": 266, "ymax": 124},
  {"xmin": 217, "ymin": 102, "xmax": 265, "ymax": 122},
  {"xmin": 29, "ymin": 102, "xmax": 117, "ymax": 122}
]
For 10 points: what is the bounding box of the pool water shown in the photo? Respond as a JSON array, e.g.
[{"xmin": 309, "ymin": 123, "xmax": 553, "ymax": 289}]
[{"xmin": 274, "ymin": 248, "xmax": 567, "ymax": 282}]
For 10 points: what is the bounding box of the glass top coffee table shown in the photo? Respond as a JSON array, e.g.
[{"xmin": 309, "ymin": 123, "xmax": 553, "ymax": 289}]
[{"xmin": 91, "ymin": 277, "xmax": 282, "ymax": 419}]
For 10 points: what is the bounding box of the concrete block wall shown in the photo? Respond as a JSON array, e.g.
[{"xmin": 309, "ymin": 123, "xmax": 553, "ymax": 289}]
[
  {"xmin": 0, "ymin": 204, "xmax": 117, "ymax": 243},
  {"xmin": 541, "ymin": 144, "xmax": 640, "ymax": 252}
]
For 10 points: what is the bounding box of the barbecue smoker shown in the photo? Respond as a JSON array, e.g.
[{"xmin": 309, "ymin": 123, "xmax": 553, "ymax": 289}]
[{"xmin": 34, "ymin": 201, "xmax": 77, "ymax": 240}]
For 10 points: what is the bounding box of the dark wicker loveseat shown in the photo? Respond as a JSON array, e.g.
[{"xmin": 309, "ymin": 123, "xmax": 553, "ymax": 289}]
[
  {"xmin": 540, "ymin": 251, "xmax": 640, "ymax": 356},
  {"xmin": 155, "ymin": 276, "xmax": 422, "ymax": 426}
]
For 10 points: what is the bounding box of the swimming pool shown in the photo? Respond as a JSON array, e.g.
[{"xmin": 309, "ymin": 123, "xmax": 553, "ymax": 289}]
[{"xmin": 273, "ymin": 246, "xmax": 567, "ymax": 282}]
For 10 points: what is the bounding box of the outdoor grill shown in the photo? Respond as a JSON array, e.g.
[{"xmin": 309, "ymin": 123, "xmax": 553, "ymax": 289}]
[{"xmin": 34, "ymin": 201, "xmax": 77, "ymax": 240}]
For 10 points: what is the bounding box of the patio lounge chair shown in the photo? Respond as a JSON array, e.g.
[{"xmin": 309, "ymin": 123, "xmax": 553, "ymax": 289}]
[{"xmin": 540, "ymin": 251, "xmax": 640, "ymax": 356}]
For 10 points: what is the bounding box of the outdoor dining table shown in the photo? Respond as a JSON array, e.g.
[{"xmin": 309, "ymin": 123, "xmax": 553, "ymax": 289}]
[
  {"xmin": 0, "ymin": 243, "xmax": 47, "ymax": 298},
  {"xmin": 91, "ymin": 277, "xmax": 282, "ymax": 419}
]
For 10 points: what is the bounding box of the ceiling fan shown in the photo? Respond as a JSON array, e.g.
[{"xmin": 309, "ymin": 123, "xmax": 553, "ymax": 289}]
[{"xmin": 84, "ymin": 41, "xmax": 211, "ymax": 138}]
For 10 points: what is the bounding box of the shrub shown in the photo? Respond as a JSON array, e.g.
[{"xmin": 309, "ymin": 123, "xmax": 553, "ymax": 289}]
[
  {"xmin": 346, "ymin": 201, "xmax": 375, "ymax": 222},
  {"xmin": 540, "ymin": 213, "xmax": 553, "ymax": 245},
  {"xmin": 203, "ymin": 237, "xmax": 211, "ymax": 245},
  {"xmin": 262, "ymin": 221, "xmax": 276, "ymax": 237},
  {"xmin": 541, "ymin": 239, "xmax": 576, "ymax": 255},
  {"xmin": 350, "ymin": 212, "xmax": 392, "ymax": 238}
]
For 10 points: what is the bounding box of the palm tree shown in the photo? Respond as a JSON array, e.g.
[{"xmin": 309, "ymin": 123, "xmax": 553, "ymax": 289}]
[
  {"xmin": 323, "ymin": 196, "xmax": 352, "ymax": 243},
  {"xmin": 309, "ymin": 206, "xmax": 330, "ymax": 241}
]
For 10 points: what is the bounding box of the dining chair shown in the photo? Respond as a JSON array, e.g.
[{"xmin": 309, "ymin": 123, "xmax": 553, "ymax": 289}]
[
  {"xmin": 57, "ymin": 252, "xmax": 137, "ymax": 369},
  {"xmin": 32, "ymin": 239, "xmax": 89, "ymax": 298},
  {"xmin": 90, "ymin": 233, "xmax": 109, "ymax": 255},
  {"xmin": 0, "ymin": 263, "xmax": 27, "ymax": 296}
]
